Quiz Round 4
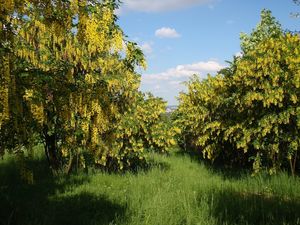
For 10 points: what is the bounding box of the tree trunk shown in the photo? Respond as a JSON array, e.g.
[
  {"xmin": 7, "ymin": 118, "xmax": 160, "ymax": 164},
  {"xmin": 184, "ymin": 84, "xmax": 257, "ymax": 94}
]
[
  {"xmin": 44, "ymin": 128, "xmax": 60, "ymax": 171},
  {"xmin": 66, "ymin": 155, "xmax": 74, "ymax": 175},
  {"xmin": 289, "ymin": 157, "xmax": 295, "ymax": 177}
]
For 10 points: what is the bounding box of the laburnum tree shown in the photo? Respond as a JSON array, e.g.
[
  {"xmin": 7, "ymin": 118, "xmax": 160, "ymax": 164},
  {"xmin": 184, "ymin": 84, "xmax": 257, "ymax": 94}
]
[
  {"xmin": 108, "ymin": 93, "xmax": 178, "ymax": 171},
  {"xmin": 0, "ymin": 0, "xmax": 176, "ymax": 178},
  {"xmin": 175, "ymin": 10, "xmax": 300, "ymax": 175}
]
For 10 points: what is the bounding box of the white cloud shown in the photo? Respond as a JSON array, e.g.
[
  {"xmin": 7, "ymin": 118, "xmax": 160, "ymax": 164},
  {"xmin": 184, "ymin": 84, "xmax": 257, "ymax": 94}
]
[
  {"xmin": 139, "ymin": 42, "xmax": 153, "ymax": 54},
  {"xmin": 168, "ymin": 80, "xmax": 183, "ymax": 89},
  {"xmin": 155, "ymin": 27, "xmax": 180, "ymax": 38},
  {"xmin": 143, "ymin": 60, "xmax": 224, "ymax": 82},
  {"xmin": 121, "ymin": 0, "xmax": 214, "ymax": 12},
  {"xmin": 141, "ymin": 60, "xmax": 224, "ymax": 105}
]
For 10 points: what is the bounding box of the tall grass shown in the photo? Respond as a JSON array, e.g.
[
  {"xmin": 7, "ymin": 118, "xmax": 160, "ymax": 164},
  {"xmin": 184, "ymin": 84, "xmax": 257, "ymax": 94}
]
[{"xmin": 0, "ymin": 148, "xmax": 299, "ymax": 225}]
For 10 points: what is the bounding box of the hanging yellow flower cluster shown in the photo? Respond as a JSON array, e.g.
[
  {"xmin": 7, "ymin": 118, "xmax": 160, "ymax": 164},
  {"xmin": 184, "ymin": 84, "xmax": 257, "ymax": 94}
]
[
  {"xmin": 176, "ymin": 33, "xmax": 300, "ymax": 175},
  {"xmin": 0, "ymin": 56, "xmax": 10, "ymax": 129},
  {"xmin": 1, "ymin": 0, "xmax": 174, "ymax": 173}
]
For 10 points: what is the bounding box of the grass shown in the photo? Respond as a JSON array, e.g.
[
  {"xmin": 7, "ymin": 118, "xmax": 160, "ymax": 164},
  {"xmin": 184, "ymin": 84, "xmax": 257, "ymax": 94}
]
[{"xmin": 0, "ymin": 148, "xmax": 300, "ymax": 225}]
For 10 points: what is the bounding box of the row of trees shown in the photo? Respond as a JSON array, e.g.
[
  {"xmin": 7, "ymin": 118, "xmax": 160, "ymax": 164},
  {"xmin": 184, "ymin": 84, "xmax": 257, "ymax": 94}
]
[
  {"xmin": 175, "ymin": 10, "xmax": 300, "ymax": 175},
  {"xmin": 0, "ymin": 0, "xmax": 177, "ymax": 178},
  {"xmin": 1, "ymin": 2, "xmax": 299, "ymax": 178}
]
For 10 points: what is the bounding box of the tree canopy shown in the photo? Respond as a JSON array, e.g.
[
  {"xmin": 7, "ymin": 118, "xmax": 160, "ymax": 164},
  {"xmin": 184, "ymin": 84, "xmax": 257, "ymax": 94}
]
[
  {"xmin": 0, "ymin": 0, "xmax": 176, "ymax": 178},
  {"xmin": 175, "ymin": 10, "xmax": 300, "ymax": 175}
]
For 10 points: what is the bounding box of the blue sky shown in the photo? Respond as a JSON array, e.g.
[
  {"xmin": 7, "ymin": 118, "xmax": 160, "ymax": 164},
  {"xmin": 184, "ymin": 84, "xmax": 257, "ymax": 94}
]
[{"xmin": 117, "ymin": 0, "xmax": 299, "ymax": 105}]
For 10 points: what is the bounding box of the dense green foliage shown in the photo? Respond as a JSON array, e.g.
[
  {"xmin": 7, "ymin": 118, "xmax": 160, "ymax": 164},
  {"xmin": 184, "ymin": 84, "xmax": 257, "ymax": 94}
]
[
  {"xmin": 175, "ymin": 10, "xmax": 300, "ymax": 175},
  {"xmin": 1, "ymin": 148, "xmax": 300, "ymax": 225}
]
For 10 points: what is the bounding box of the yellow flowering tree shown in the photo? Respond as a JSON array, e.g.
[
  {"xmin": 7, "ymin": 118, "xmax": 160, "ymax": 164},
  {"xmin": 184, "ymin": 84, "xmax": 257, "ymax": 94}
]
[
  {"xmin": 0, "ymin": 0, "xmax": 32, "ymax": 157},
  {"xmin": 98, "ymin": 93, "xmax": 178, "ymax": 171},
  {"xmin": 0, "ymin": 0, "xmax": 173, "ymax": 174},
  {"xmin": 176, "ymin": 11, "xmax": 300, "ymax": 175},
  {"xmin": 228, "ymin": 33, "xmax": 300, "ymax": 175}
]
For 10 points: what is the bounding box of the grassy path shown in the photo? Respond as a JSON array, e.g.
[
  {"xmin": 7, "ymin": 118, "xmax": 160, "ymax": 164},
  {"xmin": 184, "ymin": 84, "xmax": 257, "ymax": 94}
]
[{"xmin": 1, "ymin": 150, "xmax": 300, "ymax": 225}]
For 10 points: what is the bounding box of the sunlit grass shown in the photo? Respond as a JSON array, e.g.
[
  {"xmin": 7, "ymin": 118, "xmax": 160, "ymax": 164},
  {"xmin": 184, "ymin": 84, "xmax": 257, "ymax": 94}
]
[{"xmin": 1, "ymin": 148, "xmax": 299, "ymax": 225}]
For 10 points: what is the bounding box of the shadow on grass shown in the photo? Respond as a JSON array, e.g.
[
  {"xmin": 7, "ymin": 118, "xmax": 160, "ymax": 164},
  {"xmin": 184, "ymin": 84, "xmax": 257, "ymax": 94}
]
[
  {"xmin": 207, "ymin": 189, "xmax": 300, "ymax": 225},
  {"xmin": 144, "ymin": 159, "xmax": 171, "ymax": 173},
  {"xmin": 173, "ymin": 148, "xmax": 200, "ymax": 161},
  {"xmin": 0, "ymin": 157, "xmax": 125, "ymax": 225},
  {"xmin": 92, "ymin": 156, "xmax": 171, "ymax": 176},
  {"xmin": 174, "ymin": 148, "xmax": 252, "ymax": 180}
]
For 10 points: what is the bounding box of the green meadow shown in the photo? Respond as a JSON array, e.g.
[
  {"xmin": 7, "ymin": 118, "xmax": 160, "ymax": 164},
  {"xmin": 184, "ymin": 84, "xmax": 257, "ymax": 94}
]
[{"xmin": 1, "ymin": 147, "xmax": 299, "ymax": 225}]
